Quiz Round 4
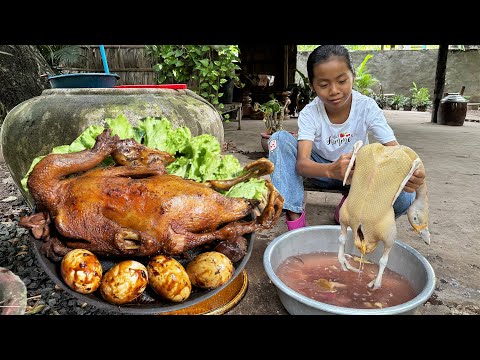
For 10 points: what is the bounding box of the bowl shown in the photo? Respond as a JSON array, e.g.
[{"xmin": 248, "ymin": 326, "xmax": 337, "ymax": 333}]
[
  {"xmin": 30, "ymin": 229, "xmax": 255, "ymax": 315},
  {"xmin": 263, "ymin": 225, "xmax": 435, "ymax": 315},
  {"xmin": 48, "ymin": 73, "xmax": 120, "ymax": 88}
]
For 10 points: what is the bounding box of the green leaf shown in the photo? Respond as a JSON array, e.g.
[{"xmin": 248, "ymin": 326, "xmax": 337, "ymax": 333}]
[{"xmin": 199, "ymin": 58, "xmax": 210, "ymax": 66}]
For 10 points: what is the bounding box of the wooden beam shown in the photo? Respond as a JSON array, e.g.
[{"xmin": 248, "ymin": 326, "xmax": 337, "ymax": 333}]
[
  {"xmin": 431, "ymin": 44, "xmax": 449, "ymax": 123},
  {"xmin": 284, "ymin": 45, "xmax": 289, "ymax": 89}
]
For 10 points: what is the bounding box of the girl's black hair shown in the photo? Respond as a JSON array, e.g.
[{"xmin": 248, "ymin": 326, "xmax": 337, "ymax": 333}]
[{"xmin": 306, "ymin": 45, "xmax": 355, "ymax": 84}]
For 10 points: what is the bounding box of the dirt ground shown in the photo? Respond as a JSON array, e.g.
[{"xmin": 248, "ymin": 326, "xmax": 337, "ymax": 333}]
[{"xmin": 1, "ymin": 109, "xmax": 479, "ymax": 315}]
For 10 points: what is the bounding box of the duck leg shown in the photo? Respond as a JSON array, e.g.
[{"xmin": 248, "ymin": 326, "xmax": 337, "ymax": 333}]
[
  {"xmin": 337, "ymin": 222, "xmax": 361, "ymax": 273},
  {"xmin": 367, "ymin": 231, "xmax": 395, "ymax": 290}
]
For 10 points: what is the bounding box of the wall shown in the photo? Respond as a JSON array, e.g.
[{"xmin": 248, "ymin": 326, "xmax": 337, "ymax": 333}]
[
  {"xmin": 296, "ymin": 49, "xmax": 480, "ymax": 102},
  {"xmin": 62, "ymin": 45, "xmax": 155, "ymax": 85}
]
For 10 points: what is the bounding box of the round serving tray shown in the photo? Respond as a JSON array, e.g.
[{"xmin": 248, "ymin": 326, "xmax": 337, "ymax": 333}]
[{"xmin": 30, "ymin": 231, "xmax": 254, "ymax": 315}]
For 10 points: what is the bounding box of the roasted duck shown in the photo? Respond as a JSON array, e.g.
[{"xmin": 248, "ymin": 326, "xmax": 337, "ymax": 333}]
[{"xmin": 20, "ymin": 129, "xmax": 284, "ymax": 262}]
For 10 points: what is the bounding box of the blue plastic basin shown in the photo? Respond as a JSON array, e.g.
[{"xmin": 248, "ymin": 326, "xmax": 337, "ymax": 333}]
[{"xmin": 48, "ymin": 73, "xmax": 120, "ymax": 89}]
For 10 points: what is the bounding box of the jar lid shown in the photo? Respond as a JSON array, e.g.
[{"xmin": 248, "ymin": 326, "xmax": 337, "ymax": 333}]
[
  {"xmin": 114, "ymin": 84, "xmax": 187, "ymax": 89},
  {"xmin": 441, "ymin": 93, "xmax": 468, "ymax": 103}
]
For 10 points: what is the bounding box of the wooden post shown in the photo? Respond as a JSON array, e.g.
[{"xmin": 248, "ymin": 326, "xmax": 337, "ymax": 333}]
[
  {"xmin": 283, "ymin": 45, "xmax": 289, "ymax": 91},
  {"xmin": 432, "ymin": 44, "xmax": 449, "ymax": 123}
]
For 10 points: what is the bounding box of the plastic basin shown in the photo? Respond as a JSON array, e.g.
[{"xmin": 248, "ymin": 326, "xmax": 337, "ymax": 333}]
[
  {"xmin": 48, "ymin": 73, "xmax": 120, "ymax": 88},
  {"xmin": 263, "ymin": 225, "xmax": 435, "ymax": 315}
]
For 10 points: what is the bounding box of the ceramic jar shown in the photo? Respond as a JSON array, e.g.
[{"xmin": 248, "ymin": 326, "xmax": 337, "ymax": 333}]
[
  {"xmin": 1, "ymin": 87, "xmax": 224, "ymax": 207},
  {"xmin": 437, "ymin": 92, "xmax": 468, "ymax": 126}
]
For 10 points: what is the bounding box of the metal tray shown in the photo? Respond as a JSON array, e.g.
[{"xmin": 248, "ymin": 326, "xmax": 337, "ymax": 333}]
[{"xmin": 30, "ymin": 229, "xmax": 255, "ymax": 315}]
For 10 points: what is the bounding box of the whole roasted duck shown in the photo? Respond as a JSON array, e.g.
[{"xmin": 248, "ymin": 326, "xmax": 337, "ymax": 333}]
[{"xmin": 20, "ymin": 129, "xmax": 284, "ymax": 262}]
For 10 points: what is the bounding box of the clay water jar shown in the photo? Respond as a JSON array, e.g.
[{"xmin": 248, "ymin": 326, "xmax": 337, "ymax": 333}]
[
  {"xmin": 0, "ymin": 87, "xmax": 224, "ymax": 208},
  {"xmin": 437, "ymin": 92, "xmax": 468, "ymax": 126}
]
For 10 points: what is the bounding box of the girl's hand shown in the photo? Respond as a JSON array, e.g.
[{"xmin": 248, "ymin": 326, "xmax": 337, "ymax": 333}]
[
  {"xmin": 329, "ymin": 153, "xmax": 353, "ymax": 181},
  {"xmin": 403, "ymin": 169, "xmax": 425, "ymax": 192}
]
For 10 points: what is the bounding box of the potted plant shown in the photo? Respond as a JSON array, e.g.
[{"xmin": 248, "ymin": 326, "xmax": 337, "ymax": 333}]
[
  {"xmin": 410, "ymin": 82, "xmax": 431, "ymax": 111},
  {"xmin": 387, "ymin": 94, "xmax": 404, "ymax": 110},
  {"xmin": 399, "ymin": 95, "xmax": 412, "ymax": 111},
  {"xmin": 254, "ymin": 95, "xmax": 291, "ymax": 153},
  {"xmin": 371, "ymin": 85, "xmax": 387, "ymax": 109},
  {"xmin": 353, "ymin": 54, "xmax": 379, "ymax": 96},
  {"xmin": 295, "ymin": 69, "xmax": 315, "ymax": 113}
]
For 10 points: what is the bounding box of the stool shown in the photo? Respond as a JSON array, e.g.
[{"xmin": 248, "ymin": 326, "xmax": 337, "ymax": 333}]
[{"xmin": 220, "ymin": 102, "xmax": 243, "ymax": 130}]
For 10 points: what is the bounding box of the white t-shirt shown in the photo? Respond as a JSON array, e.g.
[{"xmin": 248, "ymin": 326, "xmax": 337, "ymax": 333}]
[{"xmin": 297, "ymin": 90, "xmax": 396, "ymax": 162}]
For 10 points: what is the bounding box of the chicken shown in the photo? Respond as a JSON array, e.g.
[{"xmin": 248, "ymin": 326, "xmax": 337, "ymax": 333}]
[
  {"xmin": 20, "ymin": 129, "xmax": 284, "ymax": 262},
  {"xmin": 337, "ymin": 140, "xmax": 430, "ymax": 289}
]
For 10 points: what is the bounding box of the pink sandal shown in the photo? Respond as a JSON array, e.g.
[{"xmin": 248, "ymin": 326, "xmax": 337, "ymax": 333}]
[{"xmin": 286, "ymin": 211, "xmax": 307, "ymax": 231}]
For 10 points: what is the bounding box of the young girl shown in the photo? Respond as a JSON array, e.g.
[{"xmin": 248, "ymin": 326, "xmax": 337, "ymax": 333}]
[{"xmin": 268, "ymin": 45, "xmax": 425, "ymax": 230}]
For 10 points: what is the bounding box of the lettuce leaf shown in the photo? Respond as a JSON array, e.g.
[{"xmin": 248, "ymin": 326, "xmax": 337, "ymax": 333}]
[
  {"xmin": 105, "ymin": 114, "xmax": 142, "ymax": 142},
  {"xmin": 225, "ymin": 178, "xmax": 267, "ymax": 201},
  {"xmin": 21, "ymin": 115, "xmax": 266, "ymax": 200}
]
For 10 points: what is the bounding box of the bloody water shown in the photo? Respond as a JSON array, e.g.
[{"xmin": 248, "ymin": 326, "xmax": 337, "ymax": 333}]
[{"xmin": 276, "ymin": 252, "xmax": 417, "ymax": 309}]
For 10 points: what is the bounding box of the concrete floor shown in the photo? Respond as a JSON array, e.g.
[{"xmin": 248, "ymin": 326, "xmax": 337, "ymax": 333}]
[{"xmin": 223, "ymin": 110, "xmax": 480, "ymax": 315}]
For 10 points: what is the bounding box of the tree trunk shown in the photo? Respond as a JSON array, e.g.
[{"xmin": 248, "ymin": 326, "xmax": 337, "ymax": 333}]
[{"xmin": 0, "ymin": 45, "xmax": 52, "ymax": 125}]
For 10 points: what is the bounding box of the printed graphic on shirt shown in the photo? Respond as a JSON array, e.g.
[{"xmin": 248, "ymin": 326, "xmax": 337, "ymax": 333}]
[
  {"xmin": 269, "ymin": 139, "xmax": 277, "ymax": 152},
  {"xmin": 326, "ymin": 132, "xmax": 352, "ymax": 146}
]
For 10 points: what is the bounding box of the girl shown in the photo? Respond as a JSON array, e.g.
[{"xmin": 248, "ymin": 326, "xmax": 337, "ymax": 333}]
[{"xmin": 268, "ymin": 45, "xmax": 425, "ymax": 230}]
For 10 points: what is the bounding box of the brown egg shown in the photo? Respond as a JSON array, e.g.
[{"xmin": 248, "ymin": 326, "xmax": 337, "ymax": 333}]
[
  {"xmin": 60, "ymin": 249, "xmax": 102, "ymax": 294},
  {"xmin": 99, "ymin": 260, "xmax": 148, "ymax": 305},
  {"xmin": 186, "ymin": 251, "xmax": 234, "ymax": 289},
  {"xmin": 147, "ymin": 255, "xmax": 191, "ymax": 302}
]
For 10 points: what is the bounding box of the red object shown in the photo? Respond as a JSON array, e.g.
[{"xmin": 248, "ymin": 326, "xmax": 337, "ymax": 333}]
[{"xmin": 114, "ymin": 84, "xmax": 187, "ymax": 89}]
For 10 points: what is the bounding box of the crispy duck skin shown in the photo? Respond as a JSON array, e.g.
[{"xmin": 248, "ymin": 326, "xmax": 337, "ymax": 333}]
[{"xmin": 22, "ymin": 129, "xmax": 284, "ymax": 260}]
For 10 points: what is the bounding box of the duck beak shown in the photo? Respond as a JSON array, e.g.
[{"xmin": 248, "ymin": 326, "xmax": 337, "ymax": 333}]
[
  {"xmin": 419, "ymin": 227, "xmax": 431, "ymax": 245},
  {"xmin": 412, "ymin": 224, "xmax": 430, "ymax": 245}
]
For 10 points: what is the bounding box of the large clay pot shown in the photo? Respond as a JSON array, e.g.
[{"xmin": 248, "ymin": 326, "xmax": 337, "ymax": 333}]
[
  {"xmin": 437, "ymin": 92, "xmax": 468, "ymax": 126},
  {"xmin": 0, "ymin": 87, "xmax": 224, "ymax": 208}
]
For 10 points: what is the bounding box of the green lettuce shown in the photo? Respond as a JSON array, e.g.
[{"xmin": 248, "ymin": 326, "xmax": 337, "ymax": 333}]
[
  {"xmin": 225, "ymin": 178, "xmax": 268, "ymax": 201},
  {"xmin": 21, "ymin": 115, "xmax": 266, "ymax": 200},
  {"xmin": 105, "ymin": 114, "xmax": 142, "ymax": 143}
]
